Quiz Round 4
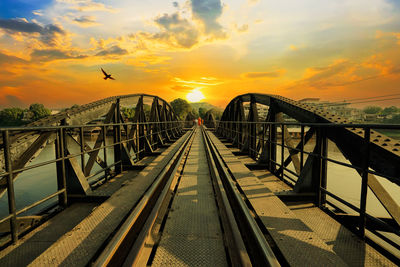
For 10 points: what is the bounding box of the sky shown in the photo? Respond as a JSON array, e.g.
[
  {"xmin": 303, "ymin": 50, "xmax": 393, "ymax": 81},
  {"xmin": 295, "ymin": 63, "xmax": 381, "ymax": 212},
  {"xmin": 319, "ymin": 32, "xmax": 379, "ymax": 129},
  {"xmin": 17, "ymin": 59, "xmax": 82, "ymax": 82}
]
[{"xmin": 0, "ymin": 0, "xmax": 400, "ymax": 108}]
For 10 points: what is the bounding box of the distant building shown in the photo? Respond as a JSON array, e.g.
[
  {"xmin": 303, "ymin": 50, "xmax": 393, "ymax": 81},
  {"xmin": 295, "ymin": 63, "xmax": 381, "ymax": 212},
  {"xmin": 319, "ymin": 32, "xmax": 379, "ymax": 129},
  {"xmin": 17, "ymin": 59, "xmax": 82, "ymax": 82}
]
[{"xmin": 298, "ymin": 98, "xmax": 366, "ymax": 122}]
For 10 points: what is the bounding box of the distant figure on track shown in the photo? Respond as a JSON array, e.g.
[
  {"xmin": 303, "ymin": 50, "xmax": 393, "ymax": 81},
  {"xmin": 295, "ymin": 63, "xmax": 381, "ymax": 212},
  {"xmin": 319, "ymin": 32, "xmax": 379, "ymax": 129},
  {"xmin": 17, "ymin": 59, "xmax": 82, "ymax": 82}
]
[{"xmin": 101, "ymin": 68, "xmax": 115, "ymax": 80}]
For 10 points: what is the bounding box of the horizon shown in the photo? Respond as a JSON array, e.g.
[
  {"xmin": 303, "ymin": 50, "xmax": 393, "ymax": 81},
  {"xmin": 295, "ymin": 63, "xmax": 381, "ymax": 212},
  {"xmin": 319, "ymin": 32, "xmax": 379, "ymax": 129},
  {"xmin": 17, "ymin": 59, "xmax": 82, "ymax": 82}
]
[{"xmin": 1, "ymin": 1, "xmax": 400, "ymax": 109}]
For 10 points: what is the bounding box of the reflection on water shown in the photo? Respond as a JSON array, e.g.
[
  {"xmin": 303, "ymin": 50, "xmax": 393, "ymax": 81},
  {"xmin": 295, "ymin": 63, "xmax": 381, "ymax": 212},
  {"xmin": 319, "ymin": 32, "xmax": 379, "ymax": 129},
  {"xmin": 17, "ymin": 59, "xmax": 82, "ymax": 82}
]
[
  {"xmin": 0, "ymin": 136, "xmax": 114, "ymax": 219},
  {"xmin": 278, "ymin": 139, "xmax": 400, "ymax": 218}
]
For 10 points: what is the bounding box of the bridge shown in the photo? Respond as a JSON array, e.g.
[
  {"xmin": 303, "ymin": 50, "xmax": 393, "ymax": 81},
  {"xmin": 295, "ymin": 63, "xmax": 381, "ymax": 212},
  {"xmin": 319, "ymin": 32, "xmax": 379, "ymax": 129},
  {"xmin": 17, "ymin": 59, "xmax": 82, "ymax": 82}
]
[{"xmin": 0, "ymin": 94, "xmax": 399, "ymax": 266}]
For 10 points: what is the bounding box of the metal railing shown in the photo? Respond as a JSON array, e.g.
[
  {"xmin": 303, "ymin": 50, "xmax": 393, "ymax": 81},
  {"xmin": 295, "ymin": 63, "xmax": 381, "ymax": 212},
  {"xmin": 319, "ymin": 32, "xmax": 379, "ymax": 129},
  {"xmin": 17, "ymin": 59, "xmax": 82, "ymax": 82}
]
[
  {"xmin": 216, "ymin": 121, "xmax": 400, "ymax": 256},
  {"xmin": 0, "ymin": 121, "xmax": 183, "ymax": 244}
]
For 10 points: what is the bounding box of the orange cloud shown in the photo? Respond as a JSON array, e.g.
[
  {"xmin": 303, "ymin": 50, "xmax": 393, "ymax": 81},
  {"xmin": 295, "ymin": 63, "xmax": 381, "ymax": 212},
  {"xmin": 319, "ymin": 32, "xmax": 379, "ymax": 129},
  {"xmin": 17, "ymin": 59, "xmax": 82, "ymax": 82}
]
[
  {"xmin": 241, "ymin": 69, "xmax": 286, "ymax": 79},
  {"xmin": 70, "ymin": 16, "xmax": 100, "ymax": 27}
]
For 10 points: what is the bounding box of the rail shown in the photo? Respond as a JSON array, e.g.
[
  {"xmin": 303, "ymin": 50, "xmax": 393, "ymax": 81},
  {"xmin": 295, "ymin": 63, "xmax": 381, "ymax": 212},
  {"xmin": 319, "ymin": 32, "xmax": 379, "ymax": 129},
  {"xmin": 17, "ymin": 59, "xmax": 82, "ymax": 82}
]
[
  {"xmin": 202, "ymin": 126, "xmax": 280, "ymax": 266},
  {"xmin": 0, "ymin": 120, "xmax": 184, "ymax": 245},
  {"xmin": 92, "ymin": 126, "xmax": 280, "ymax": 266},
  {"xmin": 216, "ymin": 120, "xmax": 400, "ymax": 259}
]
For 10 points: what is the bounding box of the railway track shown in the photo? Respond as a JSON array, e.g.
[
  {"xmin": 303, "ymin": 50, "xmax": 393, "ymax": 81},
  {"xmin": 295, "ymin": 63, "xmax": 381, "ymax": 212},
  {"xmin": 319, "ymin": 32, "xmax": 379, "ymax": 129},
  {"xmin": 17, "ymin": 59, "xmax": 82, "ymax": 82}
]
[{"xmin": 92, "ymin": 126, "xmax": 280, "ymax": 266}]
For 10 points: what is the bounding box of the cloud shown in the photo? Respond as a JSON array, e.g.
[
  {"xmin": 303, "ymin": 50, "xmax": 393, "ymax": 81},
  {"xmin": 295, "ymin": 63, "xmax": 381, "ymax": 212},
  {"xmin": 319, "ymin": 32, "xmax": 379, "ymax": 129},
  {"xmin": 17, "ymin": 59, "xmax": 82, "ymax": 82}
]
[
  {"xmin": 301, "ymin": 60, "xmax": 352, "ymax": 85},
  {"xmin": 288, "ymin": 56, "xmax": 399, "ymax": 90},
  {"xmin": 32, "ymin": 10, "xmax": 44, "ymax": 16},
  {"xmin": 0, "ymin": 18, "xmax": 66, "ymax": 45},
  {"xmin": 31, "ymin": 49, "xmax": 87, "ymax": 61},
  {"xmin": 57, "ymin": 0, "xmax": 117, "ymax": 13},
  {"xmin": 141, "ymin": 12, "xmax": 200, "ymax": 48},
  {"xmin": 248, "ymin": 0, "xmax": 260, "ymax": 4},
  {"xmin": 2, "ymin": 94, "xmax": 26, "ymax": 108},
  {"xmin": 235, "ymin": 24, "xmax": 248, "ymax": 33},
  {"xmin": 378, "ymin": 31, "xmax": 400, "ymax": 45},
  {"xmin": 0, "ymin": 51, "xmax": 28, "ymax": 65},
  {"xmin": 190, "ymin": 0, "xmax": 226, "ymax": 38},
  {"xmin": 170, "ymin": 85, "xmax": 192, "ymax": 92},
  {"xmin": 127, "ymin": 54, "xmax": 171, "ymax": 67},
  {"xmin": 131, "ymin": 2, "xmax": 229, "ymax": 51},
  {"xmin": 242, "ymin": 70, "xmax": 285, "ymax": 79},
  {"xmin": 72, "ymin": 16, "xmax": 100, "ymax": 27},
  {"xmin": 96, "ymin": 45, "xmax": 128, "ymax": 56},
  {"xmin": 173, "ymin": 76, "xmax": 223, "ymax": 86}
]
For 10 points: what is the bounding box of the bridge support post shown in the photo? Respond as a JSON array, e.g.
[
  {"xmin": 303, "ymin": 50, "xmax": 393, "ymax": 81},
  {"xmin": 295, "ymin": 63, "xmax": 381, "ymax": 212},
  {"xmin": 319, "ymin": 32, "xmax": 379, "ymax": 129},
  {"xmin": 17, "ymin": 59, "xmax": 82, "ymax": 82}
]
[
  {"xmin": 293, "ymin": 128, "xmax": 327, "ymax": 206},
  {"xmin": 269, "ymin": 106, "xmax": 277, "ymax": 172},
  {"xmin": 113, "ymin": 99, "xmax": 122, "ymax": 174},
  {"xmin": 3, "ymin": 130, "xmax": 18, "ymax": 243},
  {"xmin": 318, "ymin": 128, "xmax": 328, "ymax": 208},
  {"xmin": 359, "ymin": 127, "xmax": 370, "ymax": 238},
  {"xmin": 237, "ymin": 100, "xmax": 245, "ymax": 149},
  {"xmin": 102, "ymin": 125, "xmax": 109, "ymax": 178},
  {"xmin": 134, "ymin": 96, "xmax": 146, "ymax": 160},
  {"xmin": 249, "ymin": 96, "xmax": 258, "ymax": 159},
  {"xmin": 55, "ymin": 123, "xmax": 68, "ymax": 208}
]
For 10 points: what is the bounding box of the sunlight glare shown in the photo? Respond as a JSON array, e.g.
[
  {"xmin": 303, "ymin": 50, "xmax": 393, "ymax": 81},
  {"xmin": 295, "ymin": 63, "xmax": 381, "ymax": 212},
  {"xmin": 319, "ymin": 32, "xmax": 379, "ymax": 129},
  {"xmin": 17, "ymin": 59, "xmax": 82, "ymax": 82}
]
[{"xmin": 186, "ymin": 89, "xmax": 205, "ymax": 102}]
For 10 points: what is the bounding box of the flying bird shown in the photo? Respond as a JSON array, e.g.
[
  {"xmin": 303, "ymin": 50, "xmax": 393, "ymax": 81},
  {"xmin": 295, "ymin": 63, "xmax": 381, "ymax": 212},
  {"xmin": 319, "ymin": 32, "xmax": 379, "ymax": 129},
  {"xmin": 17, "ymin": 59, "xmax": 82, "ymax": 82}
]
[{"xmin": 101, "ymin": 68, "xmax": 115, "ymax": 80}]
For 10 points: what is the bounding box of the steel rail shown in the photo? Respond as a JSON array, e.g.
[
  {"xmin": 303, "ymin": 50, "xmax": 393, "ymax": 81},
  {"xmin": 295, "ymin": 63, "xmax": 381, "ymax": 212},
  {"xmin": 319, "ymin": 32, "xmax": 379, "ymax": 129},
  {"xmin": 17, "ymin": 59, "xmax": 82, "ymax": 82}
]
[
  {"xmin": 0, "ymin": 127, "xmax": 179, "ymax": 179},
  {"xmin": 121, "ymin": 129, "xmax": 196, "ymax": 267},
  {"xmin": 218, "ymin": 127, "xmax": 399, "ymax": 184},
  {"xmin": 92, "ymin": 129, "xmax": 195, "ymax": 266},
  {"xmin": 202, "ymin": 127, "xmax": 280, "ymax": 267},
  {"xmin": 215, "ymin": 121, "xmax": 400, "ymax": 129},
  {"xmin": 0, "ymin": 121, "xmax": 182, "ymax": 132},
  {"xmin": 201, "ymin": 127, "xmax": 252, "ymax": 266}
]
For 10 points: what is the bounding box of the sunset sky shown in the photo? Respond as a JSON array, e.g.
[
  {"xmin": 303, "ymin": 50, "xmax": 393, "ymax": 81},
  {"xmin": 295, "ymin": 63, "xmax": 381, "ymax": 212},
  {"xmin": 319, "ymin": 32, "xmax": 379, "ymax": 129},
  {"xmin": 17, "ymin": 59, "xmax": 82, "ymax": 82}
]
[{"xmin": 1, "ymin": 0, "xmax": 400, "ymax": 108}]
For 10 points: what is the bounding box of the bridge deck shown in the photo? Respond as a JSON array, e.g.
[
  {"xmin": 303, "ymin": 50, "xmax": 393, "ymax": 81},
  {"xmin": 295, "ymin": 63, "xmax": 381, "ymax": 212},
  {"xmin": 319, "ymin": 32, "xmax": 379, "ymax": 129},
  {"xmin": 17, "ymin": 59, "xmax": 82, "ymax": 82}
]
[
  {"xmin": 151, "ymin": 128, "xmax": 227, "ymax": 266},
  {"xmin": 0, "ymin": 150, "xmax": 163, "ymax": 266},
  {"xmin": 0, "ymin": 132, "xmax": 190, "ymax": 266},
  {"xmin": 230, "ymin": 144, "xmax": 396, "ymax": 266},
  {"xmin": 0, "ymin": 127, "xmax": 396, "ymax": 266}
]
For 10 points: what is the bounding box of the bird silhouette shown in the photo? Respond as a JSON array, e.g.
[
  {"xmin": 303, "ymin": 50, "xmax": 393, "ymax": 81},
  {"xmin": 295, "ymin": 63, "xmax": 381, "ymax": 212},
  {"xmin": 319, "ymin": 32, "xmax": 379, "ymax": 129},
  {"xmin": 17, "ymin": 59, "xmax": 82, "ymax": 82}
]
[{"xmin": 101, "ymin": 68, "xmax": 115, "ymax": 80}]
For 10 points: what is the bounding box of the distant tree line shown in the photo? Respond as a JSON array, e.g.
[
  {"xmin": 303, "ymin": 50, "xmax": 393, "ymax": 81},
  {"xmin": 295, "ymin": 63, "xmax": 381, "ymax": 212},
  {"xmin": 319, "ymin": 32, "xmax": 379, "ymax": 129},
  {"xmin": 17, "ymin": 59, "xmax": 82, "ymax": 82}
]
[
  {"xmin": 0, "ymin": 104, "xmax": 51, "ymax": 126},
  {"xmin": 0, "ymin": 99, "xmax": 224, "ymax": 126},
  {"xmin": 121, "ymin": 104, "xmax": 151, "ymax": 121},
  {"xmin": 363, "ymin": 105, "xmax": 400, "ymax": 123},
  {"xmin": 170, "ymin": 98, "xmax": 222, "ymax": 121}
]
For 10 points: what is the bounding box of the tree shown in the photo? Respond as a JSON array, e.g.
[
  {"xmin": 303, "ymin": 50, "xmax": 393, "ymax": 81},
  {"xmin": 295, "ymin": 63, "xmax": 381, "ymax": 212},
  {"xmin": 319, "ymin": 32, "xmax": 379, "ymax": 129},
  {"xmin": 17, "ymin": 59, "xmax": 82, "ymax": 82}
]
[
  {"xmin": 381, "ymin": 106, "xmax": 398, "ymax": 116},
  {"xmin": 207, "ymin": 108, "xmax": 223, "ymax": 120},
  {"xmin": 121, "ymin": 107, "xmax": 135, "ymax": 120},
  {"xmin": 28, "ymin": 103, "xmax": 51, "ymax": 121},
  {"xmin": 0, "ymin": 108, "xmax": 25, "ymax": 126},
  {"xmin": 198, "ymin": 107, "xmax": 207, "ymax": 118},
  {"xmin": 386, "ymin": 114, "xmax": 400, "ymax": 124},
  {"xmin": 363, "ymin": 106, "xmax": 382, "ymax": 114},
  {"xmin": 170, "ymin": 98, "xmax": 192, "ymax": 120},
  {"xmin": 143, "ymin": 104, "xmax": 151, "ymax": 120},
  {"xmin": 191, "ymin": 108, "xmax": 199, "ymax": 118}
]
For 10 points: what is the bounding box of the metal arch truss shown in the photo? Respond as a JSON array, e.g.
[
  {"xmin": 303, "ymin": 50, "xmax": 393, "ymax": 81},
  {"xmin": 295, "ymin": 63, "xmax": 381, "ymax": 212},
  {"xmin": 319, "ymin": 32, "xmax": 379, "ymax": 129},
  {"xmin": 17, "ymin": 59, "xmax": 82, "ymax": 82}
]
[
  {"xmin": 204, "ymin": 110, "xmax": 216, "ymax": 129},
  {"xmin": 216, "ymin": 93, "xmax": 400, "ymax": 236},
  {"xmin": 0, "ymin": 94, "xmax": 182, "ymax": 199}
]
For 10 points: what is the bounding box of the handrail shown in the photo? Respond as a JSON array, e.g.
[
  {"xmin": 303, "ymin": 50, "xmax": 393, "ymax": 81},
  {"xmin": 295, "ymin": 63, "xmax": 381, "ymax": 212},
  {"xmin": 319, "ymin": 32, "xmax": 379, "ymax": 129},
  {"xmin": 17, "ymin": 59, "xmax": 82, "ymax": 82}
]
[
  {"xmin": 0, "ymin": 119, "xmax": 184, "ymax": 245},
  {"xmin": 214, "ymin": 120, "xmax": 400, "ymax": 260}
]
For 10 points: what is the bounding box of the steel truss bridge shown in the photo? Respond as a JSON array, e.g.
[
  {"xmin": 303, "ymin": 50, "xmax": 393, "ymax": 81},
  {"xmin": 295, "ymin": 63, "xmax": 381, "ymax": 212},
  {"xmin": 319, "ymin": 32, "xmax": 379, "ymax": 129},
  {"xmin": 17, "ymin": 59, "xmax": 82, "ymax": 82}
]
[{"xmin": 0, "ymin": 93, "xmax": 399, "ymax": 266}]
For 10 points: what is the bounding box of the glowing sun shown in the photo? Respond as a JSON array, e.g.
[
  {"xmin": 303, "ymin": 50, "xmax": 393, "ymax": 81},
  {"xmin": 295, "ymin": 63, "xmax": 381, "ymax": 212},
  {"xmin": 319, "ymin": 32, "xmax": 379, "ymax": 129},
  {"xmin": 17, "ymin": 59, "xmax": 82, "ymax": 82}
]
[{"xmin": 186, "ymin": 89, "xmax": 205, "ymax": 102}]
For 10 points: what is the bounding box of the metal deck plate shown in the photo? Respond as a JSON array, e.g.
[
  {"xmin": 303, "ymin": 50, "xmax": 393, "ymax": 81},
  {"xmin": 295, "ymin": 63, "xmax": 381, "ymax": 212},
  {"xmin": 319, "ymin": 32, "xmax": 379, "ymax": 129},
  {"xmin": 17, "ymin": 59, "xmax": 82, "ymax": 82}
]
[
  {"xmin": 208, "ymin": 132, "xmax": 348, "ymax": 267},
  {"xmin": 0, "ymin": 203, "xmax": 97, "ymax": 267},
  {"xmin": 152, "ymin": 130, "xmax": 227, "ymax": 267},
  {"xmin": 236, "ymin": 149, "xmax": 396, "ymax": 266},
  {"xmin": 27, "ymin": 132, "xmax": 190, "ymax": 266},
  {"xmin": 289, "ymin": 203, "xmax": 396, "ymax": 267}
]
